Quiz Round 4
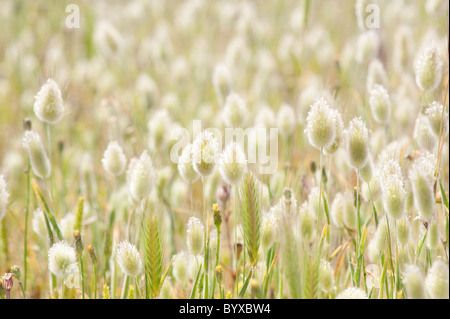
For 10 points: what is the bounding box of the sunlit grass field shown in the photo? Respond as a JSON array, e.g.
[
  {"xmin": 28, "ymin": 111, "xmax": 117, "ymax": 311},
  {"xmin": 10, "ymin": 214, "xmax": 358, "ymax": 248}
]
[{"xmin": 0, "ymin": 0, "xmax": 448, "ymax": 299}]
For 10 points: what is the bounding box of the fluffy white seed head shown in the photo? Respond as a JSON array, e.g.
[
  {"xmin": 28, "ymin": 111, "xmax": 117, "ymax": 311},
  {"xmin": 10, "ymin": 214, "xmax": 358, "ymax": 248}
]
[
  {"xmin": 219, "ymin": 142, "xmax": 247, "ymax": 185},
  {"xmin": 345, "ymin": 117, "xmax": 370, "ymax": 169},
  {"xmin": 409, "ymin": 151, "xmax": 436, "ymax": 220},
  {"xmin": 319, "ymin": 260, "xmax": 335, "ymax": 293},
  {"xmin": 116, "ymin": 241, "xmax": 143, "ymax": 277},
  {"xmin": 261, "ymin": 211, "xmax": 278, "ymax": 251},
  {"xmin": 223, "ymin": 93, "xmax": 247, "ymax": 128},
  {"xmin": 324, "ymin": 108, "xmax": 344, "ymax": 155},
  {"xmin": 306, "ymin": 97, "xmax": 336, "ymax": 150},
  {"xmin": 359, "ymin": 154, "xmax": 373, "ymax": 183},
  {"xmin": 48, "ymin": 241, "xmax": 77, "ymax": 278},
  {"xmin": 381, "ymin": 173, "xmax": 406, "ymax": 220},
  {"xmin": 361, "ymin": 174, "xmax": 382, "ymax": 201},
  {"xmin": 413, "ymin": 115, "xmax": 437, "ymax": 152},
  {"xmin": 148, "ymin": 109, "xmax": 173, "ymax": 150},
  {"xmin": 336, "ymin": 287, "xmax": 368, "ymax": 299},
  {"xmin": 369, "ymin": 85, "xmax": 391, "ymax": 124},
  {"xmin": 192, "ymin": 130, "xmax": 220, "ymax": 177},
  {"xmin": 414, "ymin": 43, "xmax": 443, "ymax": 91},
  {"xmin": 403, "ymin": 264, "xmax": 425, "ymax": 299},
  {"xmin": 425, "ymin": 101, "xmax": 448, "ymax": 138},
  {"xmin": 33, "ymin": 79, "xmax": 64, "ymax": 124},
  {"xmin": 22, "ymin": 131, "xmax": 51, "ymax": 179},
  {"xmin": 427, "ymin": 220, "xmax": 439, "ymax": 250},
  {"xmin": 425, "ymin": 259, "xmax": 449, "ymax": 299},
  {"xmin": 102, "ymin": 141, "xmax": 127, "ymax": 176},
  {"xmin": 187, "ymin": 217, "xmax": 204, "ymax": 255},
  {"xmin": 277, "ymin": 104, "xmax": 297, "ymax": 137},
  {"xmin": 0, "ymin": 175, "xmax": 9, "ymax": 221},
  {"xmin": 178, "ymin": 144, "xmax": 200, "ymax": 183},
  {"xmin": 126, "ymin": 150, "xmax": 155, "ymax": 201}
]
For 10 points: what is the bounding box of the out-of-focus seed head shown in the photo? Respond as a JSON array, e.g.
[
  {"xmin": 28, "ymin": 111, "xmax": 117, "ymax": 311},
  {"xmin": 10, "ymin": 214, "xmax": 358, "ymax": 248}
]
[
  {"xmin": 261, "ymin": 210, "xmax": 277, "ymax": 250},
  {"xmin": 425, "ymin": 101, "xmax": 448, "ymax": 138},
  {"xmin": 0, "ymin": 175, "xmax": 9, "ymax": 221},
  {"xmin": 306, "ymin": 97, "xmax": 336, "ymax": 150},
  {"xmin": 48, "ymin": 241, "xmax": 77, "ymax": 278},
  {"xmin": 218, "ymin": 142, "xmax": 247, "ymax": 185},
  {"xmin": 187, "ymin": 217, "xmax": 204, "ymax": 255},
  {"xmin": 374, "ymin": 217, "xmax": 390, "ymax": 252},
  {"xmin": 213, "ymin": 64, "xmax": 232, "ymax": 104},
  {"xmin": 300, "ymin": 206, "xmax": 316, "ymax": 242},
  {"xmin": 94, "ymin": 20, "xmax": 124, "ymax": 57},
  {"xmin": 369, "ymin": 85, "xmax": 391, "ymax": 124},
  {"xmin": 161, "ymin": 277, "xmax": 172, "ymax": 299},
  {"xmin": 223, "ymin": 93, "xmax": 247, "ymax": 128},
  {"xmin": 188, "ymin": 254, "xmax": 204, "ymax": 280},
  {"xmin": 426, "ymin": 220, "xmax": 439, "ymax": 250},
  {"xmin": 324, "ymin": 109, "xmax": 344, "ymax": 155},
  {"xmin": 397, "ymin": 216, "xmax": 410, "ymax": 245},
  {"xmin": 126, "ymin": 150, "xmax": 155, "ymax": 201},
  {"xmin": 361, "ymin": 175, "xmax": 382, "ymax": 202},
  {"xmin": 60, "ymin": 213, "xmax": 75, "ymax": 241},
  {"xmin": 102, "ymin": 141, "xmax": 127, "ymax": 176},
  {"xmin": 33, "ymin": 78, "xmax": 64, "ymax": 124},
  {"xmin": 345, "ymin": 117, "xmax": 370, "ymax": 169},
  {"xmin": 367, "ymin": 59, "xmax": 388, "ymax": 92},
  {"xmin": 255, "ymin": 105, "xmax": 276, "ymax": 129},
  {"xmin": 359, "ymin": 154, "xmax": 373, "ymax": 183},
  {"xmin": 308, "ymin": 187, "xmax": 325, "ymax": 217},
  {"xmin": 414, "ymin": 42, "xmax": 443, "ymax": 91},
  {"xmin": 336, "ymin": 287, "xmax": 368, "ymax": 299},
  {"xmin": 148, "ymin": 109, "xmax": 173, "ymax": 151},
  {"xmin": 319, "ymin": 260, "xmax": 334, "ymax": 292},
  {"xmin": 381, "ymin": 173, "xmax": 406, "ymax": 220},
  {"xmin": 277, "ymin": 104, "xmax": 297, "ymax": 137},
  {"xmin": 22, "ymin": 130, "xmax": 51, "ymax": 179},
  {"xmin": 32, "ymin": 208, "xmax": 46, "ymax": 238},
  {"xmin": 425, "ymin": 259, "xmax": 449, "ymax": 299},
  {"xmin": 178, "ymin": 143, "xmax": 200, "ymax": 183},
  {"xmin": 192, "ymin": 130, "xmax": 220, "ymax": 177},
  {"xmin": 172, "ymin": 251, "xmax": 189, "ymax": 283},
  {"xmin": 116, "ymin": 240, "xmax": 143, "ymax": 278},
  {"xmin": 403, "ymin": 264, "xmax": 425, "ymax": 299},
  {"xmin": 331, "ymin": 192, "xmax": 345, "ymax": 228},
  {"xmin": 409, "ymin": 151, "xmax": 436, "ymax": 220},
  {"xmin": 393, "ymin": 25, "xmax": 413, "ymax": 74},
  {"xmin": 413, "ymin": 115, "xmax": 437, "ymax": 153},
  {"xmin": 355, "ymin": 31, "xmax": 380, "ymax": 65},
  {"xmin": 343, "ymin": 192, "xmax": 357, "ymax": 229}
]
